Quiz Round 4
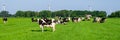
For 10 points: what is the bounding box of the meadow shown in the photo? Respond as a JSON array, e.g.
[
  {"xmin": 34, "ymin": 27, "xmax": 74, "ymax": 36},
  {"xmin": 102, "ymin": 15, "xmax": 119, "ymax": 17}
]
[{"xmin": 0, "ymin": 18, "xmax": 120, "ymax": 40}]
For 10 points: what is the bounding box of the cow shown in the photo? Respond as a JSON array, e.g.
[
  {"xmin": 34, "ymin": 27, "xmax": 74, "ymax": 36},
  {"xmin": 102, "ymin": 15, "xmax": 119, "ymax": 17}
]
[
  {"xmin": 81, "ymin": 17, "xmax": 85, "ymax": 21},
  {"xmin": 85, "ymin": 14, "xmax": 92, "ymax": 21},
  {"xmin": 93, "ymin": 17, "xmax": 106, "ymax": 23},
  {"xmin": 53, "ymin": 17, "xmax": 71, "ymax": 25},
  {"xmin": 100, "ymin": 17, "xmax": 106, "ymax": 23},
  {"xmin": 3, "ymin": 17, "xmax": 7, "ymax": 24},
  {"xmin": 93, "ymin": 17, "xmax": 100, "ymax": 23},
  {"xmin": 60, "ymin": 17, "xmax": 70, "ymax": 24},
  {"xmin": 72, "ymin": 17, "xmax": 81, "ymax": 22},
  {"xmin": 37, "ymin": 18, "xmax": 56, "ymax": 32},
  {"xmin": 53, "ymin": 19, "xmax": 61, "ymax": 24}
]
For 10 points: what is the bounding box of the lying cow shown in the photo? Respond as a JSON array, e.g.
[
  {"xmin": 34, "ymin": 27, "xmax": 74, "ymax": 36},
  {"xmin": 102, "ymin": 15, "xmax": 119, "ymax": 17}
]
[
  {"xmin": 93, "ymin": 17, "xmax": 106, "ymax": 23},
  {"xmin": 3, "ymin": 17, "xmax": 7, "ymax": 24},
  {"xmin": 37, "ymin": 18, "xmax": 56, "ymax": 32},
  {"xmin": 72, "ymin": 17, "xmax": 81, "ymax": 22}
]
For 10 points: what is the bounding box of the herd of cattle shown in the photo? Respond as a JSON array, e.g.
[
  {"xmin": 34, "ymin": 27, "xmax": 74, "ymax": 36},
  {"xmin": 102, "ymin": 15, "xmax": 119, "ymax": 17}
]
[
  {"xmin": 2, "ymin": 15, "xmax": 106, "ymax": 32},
  {"xmin": 31, "ymin": 15, "xmax": 106, "ymax": 32}
]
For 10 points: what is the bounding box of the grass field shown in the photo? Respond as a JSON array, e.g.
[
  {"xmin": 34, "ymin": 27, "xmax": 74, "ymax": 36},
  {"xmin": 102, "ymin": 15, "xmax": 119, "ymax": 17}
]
[{"xmin": 0, "ymin": 18, "xmax": 120, "ymax": 40}]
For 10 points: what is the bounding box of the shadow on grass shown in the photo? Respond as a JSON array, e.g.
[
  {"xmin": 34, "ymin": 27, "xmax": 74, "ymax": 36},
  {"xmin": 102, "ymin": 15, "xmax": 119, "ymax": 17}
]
[{"xmin": 31, "ymin": 30, "xmax": 50, "ymax": 32}]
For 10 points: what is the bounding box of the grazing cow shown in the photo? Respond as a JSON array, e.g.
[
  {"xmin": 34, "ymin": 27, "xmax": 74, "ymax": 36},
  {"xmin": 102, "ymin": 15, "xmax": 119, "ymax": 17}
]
[
  {"xmin": 53, "ymin": 19, "xmax": 61, "ymax": 24},
  {"xmin": 54, "ymin": 17, "xmax": 60, "ymax": 24},
  {"xmin": 31, "ymin": 18, "xmax": 34, "ymax": 22},
  {"xmin": 93, "ymin": 17, "xmax": 97, "ymax": 23},
  {"xmin": 93, "ymin": 17, "xmax": 106, "ymax": 23},
  {"xmin": 85, "ymin": 14, "xmax": 92, "ymax": 21},
  {"xmin": 72, "ymin": 17, "xmax": 81, "ymax": 22},
  {"xmin": 38, "ymin": 18, "xmax": 56, "ymax": 32},
  {"xmin": 54, "ymin": 17, "xmax": 70, "ymax": 24},
  {"xmin": 3, "ymin": 17, "xmax": 7, "ymax": 23},
  {"xmin": 93, "ymin": 17, "xmax": 101, "ymax": 23},
  {"xmin": 100, "ymin": 18, "xmax": 106, "ymax": 23},
  {"xmin": 52, "ymin": 17, "xmax": 62, "ymax": 24},
  {"xmin": 31, "ymin": 18, "xmax": 37, "ymax": 22},
  {"xmin": 60, "ymin": 17, "xmax": 70, "ymax": 24},
  {"xmin": 81, "ymin": 17, "xmax": 85, "ymax": 21}
]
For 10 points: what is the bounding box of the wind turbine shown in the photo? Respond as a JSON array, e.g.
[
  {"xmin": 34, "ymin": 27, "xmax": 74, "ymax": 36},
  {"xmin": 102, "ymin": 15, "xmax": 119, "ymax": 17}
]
[
  {"xmin": 88, "ymin": 0, "xmax": 93, "ymax": 11},
  {"xmin": 2, "ymin": 3, "xmax": 6, "ymax": 11},
  {"xmin": 88, "ymin": 5, "xmax": 92, "ymax": 11},
  {"xmin": 48, "ymin": 0, "xmax": 51, "ymax": 10},
  {"xmin": 2, "ymin": 3, "xmax": 7, "ymax": 17}
]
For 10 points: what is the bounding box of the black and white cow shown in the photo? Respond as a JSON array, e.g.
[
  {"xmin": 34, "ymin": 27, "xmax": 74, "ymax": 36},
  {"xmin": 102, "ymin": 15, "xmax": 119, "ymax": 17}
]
[
  {"xmin": 72, "ymin": 17, "xmax": 81, "ymax": 22},
  {"xmin": 60, "ymin": 17, "xmax": 70, "ymax": 24},
  {"xmin": 93, "ymin": 17, "xmax": 106, "ymax": 23},
  {"xmin": 81, "ymin": 17, "xmax": 85, "ymax": 21},
  {"xmin": 3, "ymin": 17, "xmax": 7, "ymax": 23},
  {"xmin": 100, "ymin": 18, "xmax": 106, "ymax": 23},
  {"xmin": 37, "ymin": 18, "xmax": 56, "ymax": 32},
  {"xmin": 85, "ymin": 14, "xmax": 92, "ymax": 21}
]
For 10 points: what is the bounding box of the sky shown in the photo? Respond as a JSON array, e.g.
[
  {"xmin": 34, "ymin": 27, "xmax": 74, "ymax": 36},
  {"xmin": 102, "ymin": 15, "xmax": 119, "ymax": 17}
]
[{"xmin": 0, "ymin": 0, "xmax": 120, "ymax": 15}]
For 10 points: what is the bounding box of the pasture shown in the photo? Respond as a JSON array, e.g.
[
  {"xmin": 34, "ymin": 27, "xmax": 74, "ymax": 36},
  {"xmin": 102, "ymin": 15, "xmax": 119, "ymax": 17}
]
[{"xmin": 0, "ymin": 18, "xmax": 120, "ymax": 40}]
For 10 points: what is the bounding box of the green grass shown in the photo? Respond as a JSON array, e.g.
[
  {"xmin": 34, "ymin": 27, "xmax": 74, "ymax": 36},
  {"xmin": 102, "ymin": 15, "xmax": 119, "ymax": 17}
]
[{"xmin": 0, "ymin": 18, "xmax": 120, "ymax": 40}]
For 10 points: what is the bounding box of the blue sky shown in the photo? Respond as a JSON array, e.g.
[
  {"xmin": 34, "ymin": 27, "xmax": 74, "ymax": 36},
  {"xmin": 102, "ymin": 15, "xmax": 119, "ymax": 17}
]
[{"xmin": 0, "ymin": 0, "xmax": 120, "ymax": 15}]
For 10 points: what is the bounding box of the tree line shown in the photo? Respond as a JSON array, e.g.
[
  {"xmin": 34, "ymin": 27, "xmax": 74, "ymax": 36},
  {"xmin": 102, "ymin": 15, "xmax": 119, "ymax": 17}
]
[
  {"xmin": 108, "ymin": 11, "xmax": 120, "ymax": 18},
  {"xmin": 0, "ymin": 10, "xmax": 120, "ymax": 18},
  {"xmin": 14, "ymin": 10, "xmax": 107, "ymax": 18},
  {"xmin": 0, "ymin": 11, "xmax": 12, "ymax": 17}
]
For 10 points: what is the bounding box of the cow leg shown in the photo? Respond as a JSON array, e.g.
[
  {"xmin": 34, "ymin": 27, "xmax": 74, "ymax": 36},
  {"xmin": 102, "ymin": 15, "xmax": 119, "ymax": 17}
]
[
  {"xmin": 4, "ymin": 21, "xmax": 6, "ymax": 24},
  {"xmin": 40, "ymin": 25, "xmax": 44, "ymax": 32},
  {"xmin": 52, "ymin": 26, "xmax": 55, "ymax": 32},
  {"xmin": 52, "ymin": 23, "xmax": 55, "ymax": 32}
]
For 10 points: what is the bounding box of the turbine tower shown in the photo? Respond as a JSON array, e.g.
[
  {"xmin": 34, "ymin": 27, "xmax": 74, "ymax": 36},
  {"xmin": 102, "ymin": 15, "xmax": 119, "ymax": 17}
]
[
  {"xmin": 2, "ymin": 3, "xmax": 6, "ymax": 11},
  {"xmin": 48, "ymin": 0, "xmax": 51, "ymax": 10},
  {"xmin": 88, "ymin": 0, "xmax": 93, "ymax": 11},
  {"xmin": 88, "ymin": 5, "xmax": 92, "ymax": 11},
  {"xmin": 48, "ymin": 4, "xmax": 51, "ymax": 10}
]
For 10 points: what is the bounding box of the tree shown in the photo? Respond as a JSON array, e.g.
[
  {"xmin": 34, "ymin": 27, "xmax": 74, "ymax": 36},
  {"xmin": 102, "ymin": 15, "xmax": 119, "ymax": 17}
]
[
  {"xmin": 0, "ymin": 11, "xmax": 10, "ymax": 17},
  {"xmin": 108, "ymin": 11, "xmax": 120, "ymax": 18},
  {"xmin": 39, "ymin": 10, "xmax": 52, "ymax": 18},
  {"xmin": 14, "ymin": 10, "xmax": 107, "ymax": 18},
  {"xmin": 15, "ymin": 11, "xmax": 24, "ymax": 17},
  {"xmin": 92, "ymin": 11, "xmax": 107, "ymax": 17}
]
